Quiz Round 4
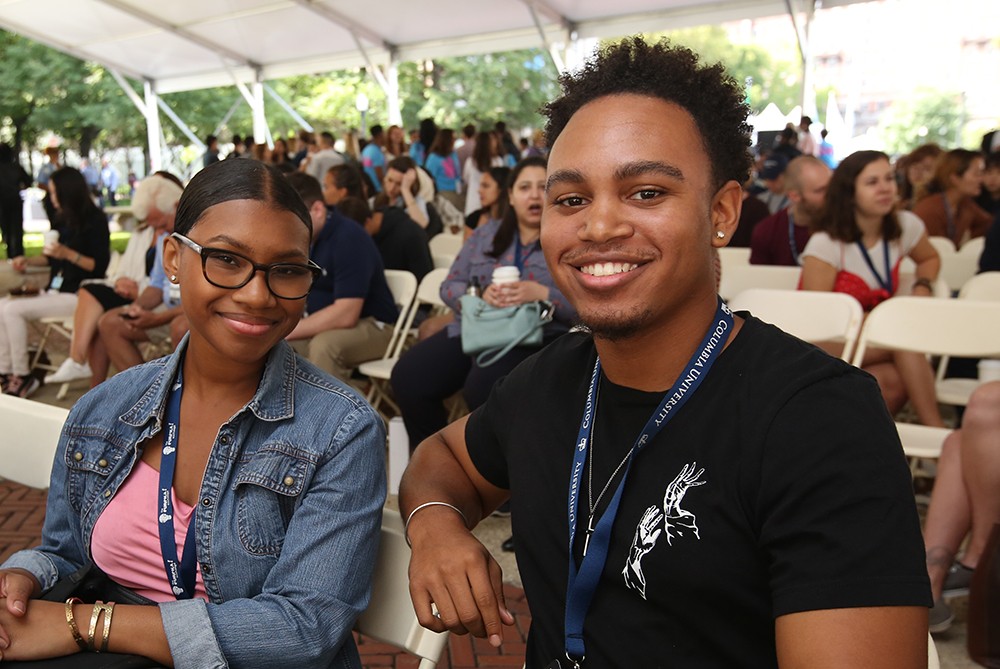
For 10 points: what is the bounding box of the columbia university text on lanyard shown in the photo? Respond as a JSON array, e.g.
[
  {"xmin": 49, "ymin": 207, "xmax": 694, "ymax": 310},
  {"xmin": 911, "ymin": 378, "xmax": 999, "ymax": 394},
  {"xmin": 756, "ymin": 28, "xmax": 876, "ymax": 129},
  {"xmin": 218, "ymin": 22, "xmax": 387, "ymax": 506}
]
[
  {"xmin": 158, "ymin": 359, "xmax": 199, "ymax": 599},
  {"xmin": 560, "ymin": 298, "xmax": 734, "ymax": 666}
]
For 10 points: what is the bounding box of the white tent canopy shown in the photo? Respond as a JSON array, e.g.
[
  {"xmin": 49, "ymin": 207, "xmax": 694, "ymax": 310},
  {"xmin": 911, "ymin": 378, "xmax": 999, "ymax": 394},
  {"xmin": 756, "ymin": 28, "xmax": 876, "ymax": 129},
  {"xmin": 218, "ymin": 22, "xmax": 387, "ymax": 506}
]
[
  {"xmin": 0, "ymin": 0, "xmax": 863, "ymax": 169},
  {"xmin": 0, "ymin": 0, "xmax": 860, "ymax": 93}
]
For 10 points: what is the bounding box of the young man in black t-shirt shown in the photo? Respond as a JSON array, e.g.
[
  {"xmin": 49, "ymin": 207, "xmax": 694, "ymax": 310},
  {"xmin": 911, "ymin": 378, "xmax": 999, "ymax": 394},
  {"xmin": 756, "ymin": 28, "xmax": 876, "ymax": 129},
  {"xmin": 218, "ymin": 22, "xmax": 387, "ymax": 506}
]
[{"xmin": 400, "ymin": 38, "xmax": 930, "ymax": 668}]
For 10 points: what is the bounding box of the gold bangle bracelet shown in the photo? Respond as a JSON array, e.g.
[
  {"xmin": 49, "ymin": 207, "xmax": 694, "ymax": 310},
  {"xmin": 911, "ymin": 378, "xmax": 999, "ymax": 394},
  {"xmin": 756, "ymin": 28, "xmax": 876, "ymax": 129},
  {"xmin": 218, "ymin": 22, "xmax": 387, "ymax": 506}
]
[
  {"xmin": 88, "ymin": 601, "xmax": 115, "ymax": 652},
  {"xmin": 64, "ymin": 597, "xmax": 88, "ymax": 651},
  {"xmin": 98, "ymin": 601, "xmax": 115, "ymax": 652}
]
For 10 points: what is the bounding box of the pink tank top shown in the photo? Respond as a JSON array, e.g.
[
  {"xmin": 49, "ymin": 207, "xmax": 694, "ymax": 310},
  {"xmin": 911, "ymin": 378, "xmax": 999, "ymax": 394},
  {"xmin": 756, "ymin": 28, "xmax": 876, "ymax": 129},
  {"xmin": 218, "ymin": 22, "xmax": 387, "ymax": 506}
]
[{"xmin": 92, "ymin": 460, "xmax": 208, "ymax": 602}]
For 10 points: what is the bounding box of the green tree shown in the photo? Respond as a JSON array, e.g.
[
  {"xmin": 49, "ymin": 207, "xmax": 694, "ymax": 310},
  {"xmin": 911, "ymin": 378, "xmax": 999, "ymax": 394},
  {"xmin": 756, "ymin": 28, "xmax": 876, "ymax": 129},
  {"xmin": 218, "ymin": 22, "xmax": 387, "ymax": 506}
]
[
  {"xmin": 647, "ymin": 27, "xmax": 802, "ymax": 113},
  {"xmin": 877, "ymin": 89, "xmax": 965, "ymax": 156}
]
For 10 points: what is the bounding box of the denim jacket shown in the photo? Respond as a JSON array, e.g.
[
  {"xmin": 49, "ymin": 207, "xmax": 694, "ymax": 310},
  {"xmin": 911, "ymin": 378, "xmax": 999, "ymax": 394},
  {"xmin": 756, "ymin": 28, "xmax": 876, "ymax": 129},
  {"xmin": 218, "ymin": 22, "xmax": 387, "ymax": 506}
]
[{"xmin": 2, "ymin": 339, "xmax": 387, "ymax": 668}]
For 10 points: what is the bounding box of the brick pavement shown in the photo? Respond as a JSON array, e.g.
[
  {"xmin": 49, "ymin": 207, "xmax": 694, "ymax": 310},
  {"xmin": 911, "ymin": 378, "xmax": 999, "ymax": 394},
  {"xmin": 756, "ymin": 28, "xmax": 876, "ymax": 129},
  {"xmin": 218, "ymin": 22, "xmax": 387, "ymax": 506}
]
[{"xmin": 0, "ymin": 479, "xmax": 529, "ymax": 667}]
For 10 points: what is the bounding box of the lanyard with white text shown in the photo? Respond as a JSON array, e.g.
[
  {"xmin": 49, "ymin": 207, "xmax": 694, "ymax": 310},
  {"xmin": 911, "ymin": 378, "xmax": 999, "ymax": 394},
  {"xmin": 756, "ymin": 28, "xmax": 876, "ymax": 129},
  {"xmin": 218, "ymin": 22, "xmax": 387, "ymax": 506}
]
[
  {"xmin": 513, "ymin": 229, "xmax": 537, "ymax": 275},
  {"xmin": 563, "ymin": 298, "xmax": 733, "ymax": 664},
  {"xmin": 787, "ymin": 211, "xmax": 801, "ymax": 266},
  {"xmin": 158, "ymin": 360, "xmax": 198, "ymax": 600},
  {"xmin": 856, "ymin": 239, "xmax": 893, "ymax": 294}
]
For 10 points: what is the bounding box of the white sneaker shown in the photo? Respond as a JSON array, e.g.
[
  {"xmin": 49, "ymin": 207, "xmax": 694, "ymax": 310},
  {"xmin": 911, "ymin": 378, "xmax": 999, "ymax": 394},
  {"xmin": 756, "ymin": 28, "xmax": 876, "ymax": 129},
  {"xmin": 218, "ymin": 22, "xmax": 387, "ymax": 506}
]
[{"xmin": 45, "ymin": 358, "xmax": 92, "ymax": 384}]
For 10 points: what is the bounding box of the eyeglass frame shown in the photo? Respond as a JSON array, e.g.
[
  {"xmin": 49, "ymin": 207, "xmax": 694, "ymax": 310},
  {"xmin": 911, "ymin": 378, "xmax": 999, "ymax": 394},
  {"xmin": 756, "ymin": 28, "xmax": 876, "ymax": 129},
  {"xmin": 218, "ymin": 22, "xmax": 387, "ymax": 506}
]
[{"xmin": 171, "ymin": 232, "xmax": 324, "ymax": 300}]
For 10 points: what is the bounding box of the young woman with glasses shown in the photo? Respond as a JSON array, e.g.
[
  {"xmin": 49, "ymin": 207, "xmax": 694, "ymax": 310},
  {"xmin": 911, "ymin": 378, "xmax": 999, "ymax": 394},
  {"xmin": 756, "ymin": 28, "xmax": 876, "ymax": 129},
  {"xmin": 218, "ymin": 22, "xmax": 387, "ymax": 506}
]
[{"xmin": 0, "ymin": 159, "xmax": 386, "ymax": 667}]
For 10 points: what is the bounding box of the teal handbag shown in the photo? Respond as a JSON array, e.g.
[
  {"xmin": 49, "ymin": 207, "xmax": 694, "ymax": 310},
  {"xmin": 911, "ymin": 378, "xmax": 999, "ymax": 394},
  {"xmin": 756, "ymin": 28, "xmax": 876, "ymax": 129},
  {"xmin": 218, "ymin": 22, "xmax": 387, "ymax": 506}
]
[{"xmin": 459, "ymin": 295, "xmax": 554, "ymax": 367}]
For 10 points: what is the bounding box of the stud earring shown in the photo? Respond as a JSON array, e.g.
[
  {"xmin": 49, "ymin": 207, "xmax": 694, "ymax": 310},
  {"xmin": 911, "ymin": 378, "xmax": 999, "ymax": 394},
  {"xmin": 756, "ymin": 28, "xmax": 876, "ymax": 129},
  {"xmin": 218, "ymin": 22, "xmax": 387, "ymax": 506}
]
[
  {"xmin": 169, "ymin": 275, "xmax": 177, "ymax": 282},
  {"xmin": 716, "ymin": 231, "xmax": 725, "ymax": 239}
]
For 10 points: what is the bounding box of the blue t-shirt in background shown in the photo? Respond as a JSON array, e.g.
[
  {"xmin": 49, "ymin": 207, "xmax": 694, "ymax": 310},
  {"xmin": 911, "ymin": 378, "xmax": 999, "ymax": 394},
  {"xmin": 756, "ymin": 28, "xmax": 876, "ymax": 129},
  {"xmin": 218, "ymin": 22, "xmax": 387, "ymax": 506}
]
[{"xmin": 361, "ymin": 143, "xmax": 385, "ymax": 193}]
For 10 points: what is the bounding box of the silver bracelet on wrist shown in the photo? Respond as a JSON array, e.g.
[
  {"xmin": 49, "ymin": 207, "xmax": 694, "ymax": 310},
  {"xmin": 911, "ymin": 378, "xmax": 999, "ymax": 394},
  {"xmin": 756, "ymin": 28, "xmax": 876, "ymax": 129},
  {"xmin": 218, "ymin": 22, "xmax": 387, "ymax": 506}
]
[{"xmin": 404, "ymin": 501, "xmax": 469, "ymax": 548}]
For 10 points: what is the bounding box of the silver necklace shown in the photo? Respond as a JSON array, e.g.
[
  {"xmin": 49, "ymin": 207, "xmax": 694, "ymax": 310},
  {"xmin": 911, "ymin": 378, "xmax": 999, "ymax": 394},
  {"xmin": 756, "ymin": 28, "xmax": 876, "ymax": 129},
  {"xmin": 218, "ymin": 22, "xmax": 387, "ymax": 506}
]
[{"xmin": 584, "ymin": 384, "xmax": 633, "ymax": 555}]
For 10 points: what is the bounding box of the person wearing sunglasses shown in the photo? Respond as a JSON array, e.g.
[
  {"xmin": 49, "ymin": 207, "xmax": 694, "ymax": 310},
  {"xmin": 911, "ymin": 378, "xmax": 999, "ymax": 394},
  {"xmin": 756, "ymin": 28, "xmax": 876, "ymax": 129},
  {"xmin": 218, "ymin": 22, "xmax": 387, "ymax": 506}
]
[{"xmin": 0, "ymin": 159, "xmax": 386, "ymax": 667}]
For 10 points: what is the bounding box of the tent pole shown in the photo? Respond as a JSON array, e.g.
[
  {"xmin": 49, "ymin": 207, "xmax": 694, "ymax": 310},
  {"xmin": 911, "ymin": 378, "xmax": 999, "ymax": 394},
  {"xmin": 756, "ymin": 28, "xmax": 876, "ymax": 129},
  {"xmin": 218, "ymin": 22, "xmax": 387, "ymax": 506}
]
[
  {"xmin": 143, "ymin": 80, "xmax": 162, "ymax": 174},
  {"xmin": 156, "ymin": 98, "xmax": 206, "ymax": 150},
  {"xmin": 264, "ymin": 84, "xmax": 314, "ymax": 132}
]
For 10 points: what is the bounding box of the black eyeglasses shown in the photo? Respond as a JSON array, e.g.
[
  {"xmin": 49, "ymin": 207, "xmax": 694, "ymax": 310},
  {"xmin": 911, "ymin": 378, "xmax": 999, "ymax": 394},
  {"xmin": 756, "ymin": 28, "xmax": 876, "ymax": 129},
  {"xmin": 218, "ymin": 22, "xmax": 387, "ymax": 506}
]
[{"xmin": 172, "ymin": 233, "xmax": 323, "ymax": 300}]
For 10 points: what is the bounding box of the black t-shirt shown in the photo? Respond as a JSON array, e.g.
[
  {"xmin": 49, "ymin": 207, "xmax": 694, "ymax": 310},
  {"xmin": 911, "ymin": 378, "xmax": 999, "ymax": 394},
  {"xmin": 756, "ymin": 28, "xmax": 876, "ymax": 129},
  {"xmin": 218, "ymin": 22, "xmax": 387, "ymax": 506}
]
[
  {"xmin": 50, "ymin": 207, "xmax": 110, "ymax": 293},
  {"xmin": 373, "ymin": 208, "xmax": 434, "ymax": 282},
  {"xmin": 466, "ymin": 315, "xmax": 930, "ymax": 668}
]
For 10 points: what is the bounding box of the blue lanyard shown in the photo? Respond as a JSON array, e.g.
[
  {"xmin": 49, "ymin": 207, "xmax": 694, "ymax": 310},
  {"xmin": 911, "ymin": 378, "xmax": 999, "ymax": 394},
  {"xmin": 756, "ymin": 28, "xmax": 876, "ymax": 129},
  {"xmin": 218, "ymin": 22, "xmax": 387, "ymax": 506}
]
[
  {"xmin": 513, "ymin": 229, "xmax": 535, "ymax": 274},
  {"xmin": 158, "ymin": 361, "xmax": 198, "ymax": 600},
  {"xmin": 563, "ymin": 298, "xmax": 733, "ymax": 663},
  {"xmin": 787, "ymin": 211, "xmax": 801, "ymax": 266},
  {"xmin": 855, "ymin": 238, "xmax": 893, "ymax": 294}
]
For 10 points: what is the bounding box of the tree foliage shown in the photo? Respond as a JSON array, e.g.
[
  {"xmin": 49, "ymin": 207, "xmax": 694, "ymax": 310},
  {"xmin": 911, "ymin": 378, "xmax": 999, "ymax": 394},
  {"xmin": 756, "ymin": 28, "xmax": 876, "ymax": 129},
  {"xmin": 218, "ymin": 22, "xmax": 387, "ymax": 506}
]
[
  {"xmin": 877, "ymin": 89, "xmax": 965, "ymax": 156},
  {"xmin": 649, "ymin": 26, "xmax": 802, "ymax": 113}
]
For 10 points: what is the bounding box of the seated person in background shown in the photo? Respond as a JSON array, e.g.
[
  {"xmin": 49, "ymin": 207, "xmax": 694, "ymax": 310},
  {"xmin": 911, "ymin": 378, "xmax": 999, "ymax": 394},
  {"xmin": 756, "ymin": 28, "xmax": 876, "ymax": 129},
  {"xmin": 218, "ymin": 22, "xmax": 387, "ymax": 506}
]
[
  {"xmin": 338, "ymin": 195, "xmax": 434, "ymax": 283},
  {"xmin": 913, "ymin": 148, "xmax": 992, "ymax": 247},
  {"xmin": 1, "ymin": 167, "xmax": 110, "ymax": 397},
  {"xmin": 896, "ymin": 143, "xmax": 942, "ymax": 211},
  {"xmin": 754, "ymin": 152, "xmax": 790, "ymax": 214},
  {"xmin": 46, "ymin": 174, "xmax": 183, "ymax": 386},
  {"xmin": 800, "ymin": 150, "xmax": 944, "ymax": 427},
  {"xmin": 464, "ymin": 166, "xmax": 510, "ymax": 239},
  {"xmin": 324, "ymin": 163, "xmax": 367, "ymax": 209},
  {"xmin": 285, "ymin": 173, "xmax": 399, "ymax": 384},
  {"xmin": 0, "ymin": 158, "xmax": 385, "ymax": 667},
  {"xmin": 96, "ymin": 198, "xmax": 187, "ymax": 383},
  {"xmin": 921, "ymin": 381, "xmax": 1000, "ymax": 632},
  {"xmin": 750, "ymin": 156, "xmax": 831, "ymax": 266},
  {"xmin": 978, "ymin": 208, "xmax": 1000, "ymax": 273},
  {"xmin": 725, "ymin": 179, "xmax": 770, "ymax": 248},
  {"xmin": 974, "ymin": 151, "xmax": 1000, "ymax": 217},
  {"xmin": 391, "ymin": 157, "xmax": 576, "ymax": 452},
  {"xmin": 382, "ymin": 156, "xmax": 429, "ymax": 229}
]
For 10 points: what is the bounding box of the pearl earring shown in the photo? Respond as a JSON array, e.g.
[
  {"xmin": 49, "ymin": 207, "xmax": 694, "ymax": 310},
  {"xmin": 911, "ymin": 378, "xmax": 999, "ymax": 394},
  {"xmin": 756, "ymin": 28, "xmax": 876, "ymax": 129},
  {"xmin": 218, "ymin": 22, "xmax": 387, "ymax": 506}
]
[
  {"xmin": 170, "ymin": 275, "xmax": 177, "ymax": 282},
  {"xmin": 716, "ymin": 231, "xmax": 725, "ymax": 239}
]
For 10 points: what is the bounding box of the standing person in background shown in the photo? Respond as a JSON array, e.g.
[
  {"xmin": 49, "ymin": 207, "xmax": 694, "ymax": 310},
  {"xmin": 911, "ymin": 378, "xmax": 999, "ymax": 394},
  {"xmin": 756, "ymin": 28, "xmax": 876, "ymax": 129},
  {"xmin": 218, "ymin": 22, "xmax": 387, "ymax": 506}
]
[
  {"xmin": 0, "ymin": 143, "xmax": 31, "ymax": 259},
  {"xmin": 913, "ymin": 148, "xmax": 992, "ymax": 247},
  {"xmin": 270, "ymin": 137, "xmax": 291, "ymax": 169},
  {"xmin": 462, "ymin": 132, "xmax": 503, "ymax": 217},
  {"xmin": 100, "ymin": 159, "xmax": 120, "ymax": 207},
  {"xmin": 750, "ymin": 156, "xmax": 831, "ymax": 266},
  {"xmin": 1, "ymin": 167, "xmax": 109, "ymax": 397},
  {"xmin": 400, "ymin": 39, "xmax": 929, "ymax": 668},
  {"xmin": 302, "ymin": 131, "xmax": 345, "ymax": 183},
  {"xmin": 819, "ymin": 129, "xmax": 837, "ymax": 169},
  {"xmin": 361, "ymin": 125, "xmax": 386, "ymax": 193},
  {"xmin": 410, "ymin": 119, "xmax": 437, "ymax": 167},
  {"xmin": 494, "ymin": 121, "xmax": 520, "ymax": 165},
  {"xmin": 202, "ymin": 135, "xmax": 220, "ymax": 170},
  {"xmin": 456, "ymin": 123, "xmax": 477, "ymax": 169},
  {"xmin": 797, "ymin": 116, "xmax": 818, "ymax": 156},
  {"xmin": 385, "ymin": 125, "xmax": 408, "ymax": 160},
  {"xmin": 800, "ymin": 150, "xmax": 944, "ymax": 427},
  {"xmin": 36, "ymin": 146, "xmax": 62, "ymax": 225},
  {"xmin": 290, "ymin": 130, "xmax": 312, "ymax": 168}
]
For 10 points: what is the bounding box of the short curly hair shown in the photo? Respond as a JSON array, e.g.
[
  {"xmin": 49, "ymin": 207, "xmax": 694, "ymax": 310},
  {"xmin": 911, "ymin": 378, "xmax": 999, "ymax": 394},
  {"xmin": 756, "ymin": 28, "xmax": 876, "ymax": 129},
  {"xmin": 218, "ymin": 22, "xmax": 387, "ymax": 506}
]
[{"xmin": 543, "ymin": 37, "xmax": 753, "ymax": 190}]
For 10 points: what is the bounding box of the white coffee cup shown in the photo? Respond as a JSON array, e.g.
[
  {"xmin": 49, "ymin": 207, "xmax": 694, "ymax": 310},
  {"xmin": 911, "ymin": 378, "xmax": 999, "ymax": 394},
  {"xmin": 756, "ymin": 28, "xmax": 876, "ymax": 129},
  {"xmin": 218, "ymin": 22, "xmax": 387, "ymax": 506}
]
[
  {"xmin": 43, "ymin": 230, "xmax": 60, "ymax": 256},
  {"xmin": 978, "ymin": 359, "xmax": 1000, "ymax": 384},
  {"xmin": 491, "ymin": 266, "xmax": 521, "ymax": 285}
]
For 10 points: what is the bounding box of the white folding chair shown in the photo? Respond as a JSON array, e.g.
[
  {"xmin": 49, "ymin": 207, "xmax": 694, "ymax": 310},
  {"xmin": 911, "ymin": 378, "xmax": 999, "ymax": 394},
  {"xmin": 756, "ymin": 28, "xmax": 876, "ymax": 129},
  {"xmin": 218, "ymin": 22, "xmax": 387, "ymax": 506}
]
[
  {"xmin": 895, "ymin": 420, "xmax": 950, "ymax": 483},
  {"xmin": 355, "ymin": 509, "xmax": 449, "ymax": 669},
  {"xmin": 719, "ymin": 265, "xmax": 801, "ymax": 301},
  {"xmin": 428, "ymin": 233, "xmax": 463, "ymax": 260},
  {"xmin": 928, "ymin": 272, "xmax": 1000, "ymax": 406},
  {"xmin": 958, "ymin": 271, "xmax": 1000, "ymax": 301},
  {"xmin": 729, "ymin": 289, "xmax": 863, "ymax": 361},
  {"xmin": 851, "ymin": 297, "xmax": 1000, "ymax": 411},
  {"xmin": 959, "ymin": 235, "xmax": 985, "ymax": 260},
  {"xmin": 359, "ymin": 269, "xmax": 445, "ymax": 418},
  {"xmin": 0, "ymin": 395, "xmax": 69, "ymax": 489},
  {"xmin": 432, "ymin": 253, "xmax": 456, "ymax": 270},
  {"xmin": 717, "ymin": 246, "xmax": 751, "ymax": 274}
]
